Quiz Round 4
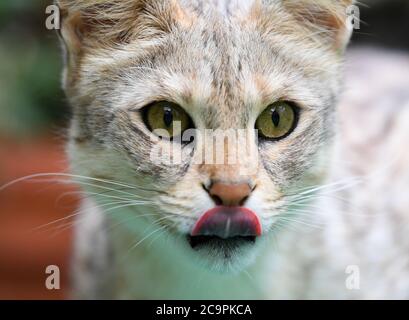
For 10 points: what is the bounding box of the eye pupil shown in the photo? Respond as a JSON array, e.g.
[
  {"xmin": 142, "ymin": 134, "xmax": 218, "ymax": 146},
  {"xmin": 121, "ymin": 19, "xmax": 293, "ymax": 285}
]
[
  {"xmin": 271, "ymin": 109, "xmax": 280, "ymax": 127},
  {"xmin": 163, "ymin": 107, "xmax": 173, "ymax": 127}
]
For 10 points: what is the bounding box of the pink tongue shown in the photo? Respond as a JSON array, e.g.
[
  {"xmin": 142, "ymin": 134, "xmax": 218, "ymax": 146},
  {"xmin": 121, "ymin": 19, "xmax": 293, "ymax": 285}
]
[{"xmin": 191, "ymin": 206, "xmax": 262, "ymax": 239}]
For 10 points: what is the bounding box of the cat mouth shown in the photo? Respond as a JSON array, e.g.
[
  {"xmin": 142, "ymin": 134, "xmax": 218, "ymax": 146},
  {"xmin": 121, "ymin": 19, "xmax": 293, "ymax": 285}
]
[
  {"xmin": 187, "ymin": 235, "xmax": 256, "ymax": 250},
  {"xmin": 188, "ymin": 206, "xmax": 261, "ymax": 250}
]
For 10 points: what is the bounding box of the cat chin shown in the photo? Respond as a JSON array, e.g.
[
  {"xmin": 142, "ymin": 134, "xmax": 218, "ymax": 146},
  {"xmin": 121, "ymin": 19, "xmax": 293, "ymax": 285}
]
[{"xmin": 185, "ymin": 235, "xmax": 263, "ymax": 274}]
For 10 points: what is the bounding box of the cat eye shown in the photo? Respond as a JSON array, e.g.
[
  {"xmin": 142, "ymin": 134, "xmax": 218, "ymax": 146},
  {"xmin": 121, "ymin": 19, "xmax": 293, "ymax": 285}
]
[
  {"xmin": 256, "ymin": 101, "xmax": 298, "ymax": 140},
  {"xmin": 142, "ymin": 101, "xmax": 193, "ymax": 139}
]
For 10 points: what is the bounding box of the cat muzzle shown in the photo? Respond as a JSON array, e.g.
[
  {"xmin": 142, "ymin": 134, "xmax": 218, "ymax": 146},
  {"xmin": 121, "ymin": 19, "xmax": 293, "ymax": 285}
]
[{"xmin": 191, "ymin": 206, "xmax": 262, "ymax": 239}]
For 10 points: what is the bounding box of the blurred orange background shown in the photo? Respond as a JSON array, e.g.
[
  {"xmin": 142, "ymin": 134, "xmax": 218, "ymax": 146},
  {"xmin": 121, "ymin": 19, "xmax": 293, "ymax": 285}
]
[{"xmin": 0, "ymin": 135, "xmax": 79, "ymax": 299}]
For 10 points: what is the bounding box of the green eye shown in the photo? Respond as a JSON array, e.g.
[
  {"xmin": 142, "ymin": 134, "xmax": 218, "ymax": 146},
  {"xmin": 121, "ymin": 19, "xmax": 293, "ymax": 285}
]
[
  {"xmin": 256, "ymin": 102, "xmax": 297, "ymax": 139},
  {"xmin": 143, "ymin": 101, "xmax": 192, "ymax": 138}
]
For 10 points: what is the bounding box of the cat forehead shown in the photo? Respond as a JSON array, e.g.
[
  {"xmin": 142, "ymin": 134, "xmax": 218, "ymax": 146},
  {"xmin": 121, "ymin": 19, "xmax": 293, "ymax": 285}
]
[
  {"xmin": 87, "ymin": 13, "xmax": 327, "ymax": 114},
  {"xmin": 183, "ymin": 0, "xmax": 255, "ymax": 17}
]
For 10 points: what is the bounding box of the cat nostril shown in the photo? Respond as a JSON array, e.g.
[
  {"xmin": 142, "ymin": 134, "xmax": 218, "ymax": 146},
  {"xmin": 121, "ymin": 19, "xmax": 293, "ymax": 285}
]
[
  {"xmin": 211, "ymin": 195, "xmax": 223, "ymax": 206},
  {"xmin": 239, "ymin": 196, "xmax": 249, "ymax": 207}
]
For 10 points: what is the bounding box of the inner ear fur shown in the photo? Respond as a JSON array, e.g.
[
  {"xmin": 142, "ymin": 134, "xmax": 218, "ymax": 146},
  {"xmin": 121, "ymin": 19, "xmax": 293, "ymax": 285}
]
[
  {"xmin": 283, "ymin": 0, "xmax": 355, "ymax": 50},
  {"xmin": 56, "ymin": 0, "xmax": 190, "ymax": 56}
]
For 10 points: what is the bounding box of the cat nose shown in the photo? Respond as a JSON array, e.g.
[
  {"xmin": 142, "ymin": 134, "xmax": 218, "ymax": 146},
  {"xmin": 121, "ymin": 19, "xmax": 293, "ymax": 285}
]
[{"xmin": 207, "ymin": 182, "xmax": 252, "ymax": 206}]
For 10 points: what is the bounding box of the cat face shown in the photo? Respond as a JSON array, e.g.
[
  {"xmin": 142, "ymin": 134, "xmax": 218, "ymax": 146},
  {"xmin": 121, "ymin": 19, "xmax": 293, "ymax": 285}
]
[{"xmin": 59, "ymin": 0, "xmax": 352, "ymax": 271}]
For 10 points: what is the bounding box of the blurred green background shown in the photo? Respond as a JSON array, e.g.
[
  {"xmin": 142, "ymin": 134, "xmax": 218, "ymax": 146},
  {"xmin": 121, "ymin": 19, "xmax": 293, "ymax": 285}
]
[{"xmin": 0, "ymin": 0, "xmax": 69, "ymax": 138}]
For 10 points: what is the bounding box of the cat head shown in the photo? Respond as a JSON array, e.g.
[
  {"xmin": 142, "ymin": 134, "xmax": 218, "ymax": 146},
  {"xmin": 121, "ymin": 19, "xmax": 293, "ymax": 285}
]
[{"xmin": 58, "ymin": 0, "xmax": 353, "ymax": 272}]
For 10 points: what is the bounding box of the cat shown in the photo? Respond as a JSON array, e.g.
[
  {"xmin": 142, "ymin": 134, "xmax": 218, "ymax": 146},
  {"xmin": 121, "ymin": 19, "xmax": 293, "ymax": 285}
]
[{"xmin": 56, "ymin": 0, "xmax": 409, "ymax": 299}]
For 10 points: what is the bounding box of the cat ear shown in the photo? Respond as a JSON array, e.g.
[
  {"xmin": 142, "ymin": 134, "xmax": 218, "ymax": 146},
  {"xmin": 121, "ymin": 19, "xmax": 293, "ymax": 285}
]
[
  {"xmin": 283, "ymin": 0, "xmax": 356, "ymax": 51},
  {"xmin": 56, "ymin": 0, "xmax": 190, "ymax": 60}
]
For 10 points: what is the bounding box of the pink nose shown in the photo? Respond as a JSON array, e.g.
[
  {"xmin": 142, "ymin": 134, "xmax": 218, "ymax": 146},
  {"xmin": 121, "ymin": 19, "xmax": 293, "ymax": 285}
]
[
  {"xmin": 191, "ymin": 206, "xmax": 262, "ymax": 239},
  {"xmin": 208, "ymin": 182, "xmax": 251, "ymax": 206}
]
